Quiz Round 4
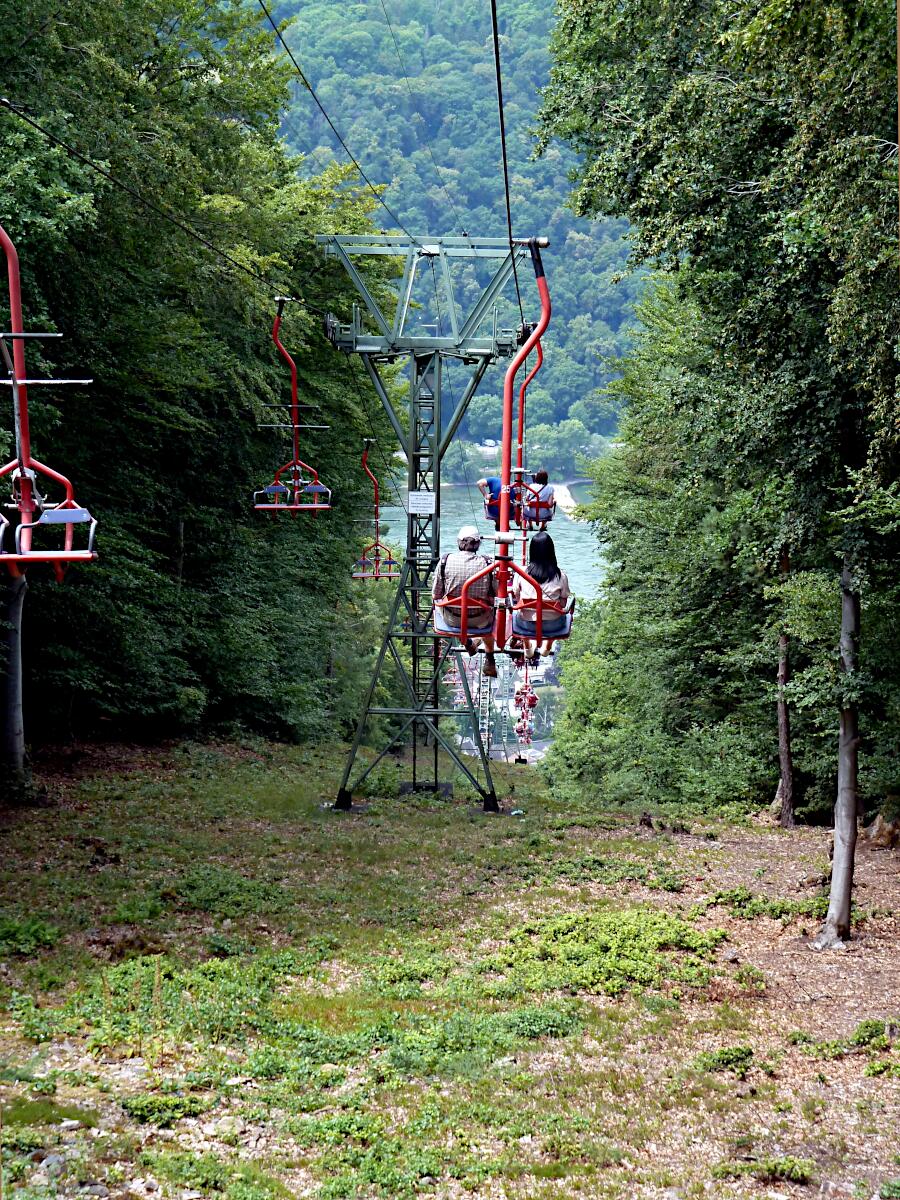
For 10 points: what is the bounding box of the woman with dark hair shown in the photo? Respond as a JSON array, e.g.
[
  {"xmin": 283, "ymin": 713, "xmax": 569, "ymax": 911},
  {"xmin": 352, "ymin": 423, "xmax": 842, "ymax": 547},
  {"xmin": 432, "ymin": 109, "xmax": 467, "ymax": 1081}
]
[
  {"xmin": 511, "ymin": 531, "xmax": 571, "ymax": 662},
  {"xmin": 521, "ymin": 467, "xmax": 556, "ymax": 529}
]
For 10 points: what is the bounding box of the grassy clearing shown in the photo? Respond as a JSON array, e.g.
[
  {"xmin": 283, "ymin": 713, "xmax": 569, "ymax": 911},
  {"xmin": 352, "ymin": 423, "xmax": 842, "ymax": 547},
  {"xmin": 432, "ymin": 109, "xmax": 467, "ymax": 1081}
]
[{"xmin": 1, "ymin": 740, "xmax": 899, "ymax": 1198}]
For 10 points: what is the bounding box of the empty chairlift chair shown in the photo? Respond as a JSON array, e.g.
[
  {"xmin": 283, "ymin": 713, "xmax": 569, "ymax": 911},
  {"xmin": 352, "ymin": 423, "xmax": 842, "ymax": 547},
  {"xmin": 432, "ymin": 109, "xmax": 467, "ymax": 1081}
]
[
  {"xmin": 0, "ymin": 223, "xmax": 99, "ymax": 584},
  {"xmin": 253, "ymin": 299, "xmax": 331, "ymax": 516},
  {"xmin": 351, "ymin": 441, "xmax": 400, "ymax": 581}
]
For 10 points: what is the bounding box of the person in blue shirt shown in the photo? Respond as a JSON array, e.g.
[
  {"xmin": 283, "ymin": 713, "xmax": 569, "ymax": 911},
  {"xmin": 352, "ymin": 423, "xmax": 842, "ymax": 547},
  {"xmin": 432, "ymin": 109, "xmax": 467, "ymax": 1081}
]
[{"xmin": 477, "ymin": 475, "xmax": 502, "ymax": 528}]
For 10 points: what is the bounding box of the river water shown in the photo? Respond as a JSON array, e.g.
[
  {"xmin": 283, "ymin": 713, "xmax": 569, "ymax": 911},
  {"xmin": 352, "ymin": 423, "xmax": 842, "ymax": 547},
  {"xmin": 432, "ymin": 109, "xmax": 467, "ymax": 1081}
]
[{"xmin": 382, "ymin": 482, "xmax": 604, "ymax": 601}]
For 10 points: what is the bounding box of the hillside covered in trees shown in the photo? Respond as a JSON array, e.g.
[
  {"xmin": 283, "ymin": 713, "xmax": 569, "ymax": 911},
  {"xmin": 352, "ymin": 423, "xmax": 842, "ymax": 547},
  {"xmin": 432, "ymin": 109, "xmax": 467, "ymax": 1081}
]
[
  {"xmin": 274, "ymin": 0, "xmax": 642, "ymax": 470},
  {"xmin": 541, "ymin": 0, "xmax": 900, "ymax": 944}
]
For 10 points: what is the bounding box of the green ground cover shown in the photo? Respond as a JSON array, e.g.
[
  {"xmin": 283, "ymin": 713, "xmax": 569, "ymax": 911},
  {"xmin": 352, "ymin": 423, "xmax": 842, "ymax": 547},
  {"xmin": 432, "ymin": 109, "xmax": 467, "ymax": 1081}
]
[{"xmin": 1, "ymin": 742, "xmax": 898, "ymax": 1198}]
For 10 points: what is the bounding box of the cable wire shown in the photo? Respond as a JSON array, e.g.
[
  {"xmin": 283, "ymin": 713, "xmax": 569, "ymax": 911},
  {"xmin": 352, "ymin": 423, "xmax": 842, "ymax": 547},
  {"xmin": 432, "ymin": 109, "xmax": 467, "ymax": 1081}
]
[
  {"xmin": 257, "ymin": 0, "xmax": 416, "ymax": 240},
  {"xmin": 376, "ymin": 0, "xmax": 466, "ymax": 236},
  {"xmin": 0, "ymin": 97, "xmax": 293, "ymax": 295},
  {"xmin": 429, "ymin": 261, "xmax": 481, "ymax": 526},
  {"xmin": 488, "ymin": 0, "xmax": 524, "ymax": 324},
  {"xmin": 346, "ymin": 358, "xmax": 409, "ymax": 516}
]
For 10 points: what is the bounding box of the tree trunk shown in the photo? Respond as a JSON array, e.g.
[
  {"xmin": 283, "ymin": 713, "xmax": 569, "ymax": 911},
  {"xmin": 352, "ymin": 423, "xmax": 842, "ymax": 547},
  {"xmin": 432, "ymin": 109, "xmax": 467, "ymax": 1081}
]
[
  {"xmin": 1, "ymin": 573, "xmax": 31, "ymax": 801},
  {"xmin": 776, "ymin": 548, "xmax": 795, "ymax": 827},
  {"xmin": 174, "ymin": 517, "xmax": 185, "ymax": 591},
  {"xmin": 813, "ymin": 556, "xmax": 861, "ymax": 949}
]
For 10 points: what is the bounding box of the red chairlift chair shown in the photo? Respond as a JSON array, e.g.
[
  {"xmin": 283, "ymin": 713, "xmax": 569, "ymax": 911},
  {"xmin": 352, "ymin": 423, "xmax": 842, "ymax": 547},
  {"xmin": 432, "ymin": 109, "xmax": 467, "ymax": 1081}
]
[
  {"xmin": 433, "ymin": 240, "xmax": 571, "ymax": 654},
  {"xmin": 254, "ymin": 298, "xmax": 331, "ymax": 516},
  {"xmin": 351, "ymin": 441, "xmax": 400, "ymax": 580},
  {"xmin": 0, "ymin": 222, "xmax": 98, "ymax": 583}
]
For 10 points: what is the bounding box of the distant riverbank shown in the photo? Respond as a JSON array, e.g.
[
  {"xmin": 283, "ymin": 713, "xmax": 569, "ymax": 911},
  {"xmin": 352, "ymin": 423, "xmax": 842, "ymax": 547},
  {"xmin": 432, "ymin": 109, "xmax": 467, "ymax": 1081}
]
[
  {"xmin": 441, "ymin": 478, "xmax": 592, "ymax": 517},
  {"xmin": 383, "ymin": 480, "xmax": 604, "ymax": 599}
]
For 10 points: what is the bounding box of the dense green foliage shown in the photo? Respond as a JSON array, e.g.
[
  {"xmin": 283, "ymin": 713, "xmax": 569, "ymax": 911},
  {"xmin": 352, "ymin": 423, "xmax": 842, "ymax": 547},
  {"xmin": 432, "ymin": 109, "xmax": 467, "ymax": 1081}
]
[
  {"xmin": 275, "ymin": 0, "xmax": 642, "ymax": 467},
  {"xmin": 542, "ymin": 1, "xmax": 900, "ymax": 815},
  {"xmin": 1, "ymin": 0, "xmax": 403, "ymax": 742}
]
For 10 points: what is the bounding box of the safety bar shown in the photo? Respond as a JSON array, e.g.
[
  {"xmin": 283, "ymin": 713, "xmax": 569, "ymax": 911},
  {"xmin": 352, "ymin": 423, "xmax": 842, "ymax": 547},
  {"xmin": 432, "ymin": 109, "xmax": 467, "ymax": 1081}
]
[
  {"xmin": 455, "ymin": 559, "xmax": 545, "ymax": 646},
  {"xmin": 512, "ymin": 594, "xmax": 575, "ymax": 619},
  {"xmin": 0, "ymin": 379, "xmax": 93, "ymax": 386},
  {"xmin": 15, "ymin": 506, "xmax": 97, "ymax": 554}
]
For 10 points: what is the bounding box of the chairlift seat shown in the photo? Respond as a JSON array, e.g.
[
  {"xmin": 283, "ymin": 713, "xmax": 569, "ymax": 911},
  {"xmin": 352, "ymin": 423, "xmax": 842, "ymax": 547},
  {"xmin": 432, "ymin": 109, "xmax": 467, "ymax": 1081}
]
[
  {"xmin": 512, "ymin": 611, "xmax": 572, "ymax": 639},
  {"xmin": 511, "ymin": 595, "xmax": 575, "ymax": 641},
  {"xmin": 522, "ymin": 505, "xmax": 556, "ymax": 524},
  {"xmin": 352, "ymin": 557, "xmax": 375, "ymax": 578},
  {"xmin": 14, "ymin": 505, "xmax": 98, "ymax": 556},
  {"xmin": 433, "ymin": 604, "xmax": 493, "ymax": 637},
  {"xmin": 2, "ymin": 550, "xmax": 96, "ymax": 561}
]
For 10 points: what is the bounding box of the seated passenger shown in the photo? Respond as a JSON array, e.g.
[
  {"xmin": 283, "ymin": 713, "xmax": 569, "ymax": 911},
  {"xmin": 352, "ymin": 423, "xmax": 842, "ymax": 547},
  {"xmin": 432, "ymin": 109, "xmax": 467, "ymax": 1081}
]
[
  {"xmin": 511, "ymin": 531, "xmax": 571, "ymax": 664},
  {"xmin": 432, "ymin": 524, "xmax": 498, "ymax": 677},
  {"xmin": 476, "ymin": 475, "xmax": 502, "ymax": 529},
  {"xmin": 522, "ymin": 468, "xmax": 556, "ymax": 529}
]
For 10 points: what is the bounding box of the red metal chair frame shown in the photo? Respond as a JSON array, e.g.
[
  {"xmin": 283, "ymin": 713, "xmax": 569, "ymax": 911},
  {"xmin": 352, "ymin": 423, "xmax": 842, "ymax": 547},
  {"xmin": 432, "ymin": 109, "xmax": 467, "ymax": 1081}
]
[
  {"xmin": 352, "ymin": 441, "xmax": 399, "ymax": 580},
  {"xmin": 254, "ymin": 300, "xmax": 331, "ymax": 515},
  {"xmin": 433, "ymin": 557, "xmax": 546, "ymax": 647},
  {"xmin": 511, "ymin": 593, "xmax": 576, "ymax": 640},
  {"xmin": 512, "ymin": 340, "xmax": 543, "ymax": 547},
  {"xmin": 516, "ymin": 480, "xmax": 557, "ymax": 529},
  {"xmin": 433, "ymin": 586, "xmax": 496, "ymax": 637},
  {"xmin": 0, "ymin": 222, "xmax": 97, "ymax": 582}
]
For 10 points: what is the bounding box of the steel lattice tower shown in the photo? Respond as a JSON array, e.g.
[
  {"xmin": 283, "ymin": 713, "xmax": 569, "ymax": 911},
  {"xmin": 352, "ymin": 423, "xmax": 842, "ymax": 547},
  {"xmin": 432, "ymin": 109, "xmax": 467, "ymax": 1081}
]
[{"xmin": 318, "ymin": 235, "xmax": 530, "ymax": 810}]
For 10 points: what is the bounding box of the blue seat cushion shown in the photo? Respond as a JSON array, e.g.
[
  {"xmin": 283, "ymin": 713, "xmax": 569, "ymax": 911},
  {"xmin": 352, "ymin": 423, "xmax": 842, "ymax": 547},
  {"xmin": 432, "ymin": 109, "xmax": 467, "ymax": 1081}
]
[
  {"xmin": 511, "ymin": 613, "xmax": 571, "ymax": 638},
  {"xmin": 434, "ymin": 607, "xmax": 493, "ymax": 636}
]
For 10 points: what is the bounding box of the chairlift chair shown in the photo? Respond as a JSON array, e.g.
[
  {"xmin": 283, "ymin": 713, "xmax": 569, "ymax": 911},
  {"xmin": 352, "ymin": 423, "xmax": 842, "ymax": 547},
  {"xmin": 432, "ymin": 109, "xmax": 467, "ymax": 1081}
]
[
  {"xmin": 253, "ymin": 299, "xmax": 331, "ymax": 516},
  {"xmin": 351, "ymin": 441, "xmax": 400, "ymax": 580},
  {"xmin": 352, "ymin": 545, "xmax": 400, "ymax": 581},
  {"xmin": 253, "ymin": 468, "xmax": 332, "ymax": 514},
  {"xmin": 0, "ymin": 225, "xmax": 99, "ymax": 582}
]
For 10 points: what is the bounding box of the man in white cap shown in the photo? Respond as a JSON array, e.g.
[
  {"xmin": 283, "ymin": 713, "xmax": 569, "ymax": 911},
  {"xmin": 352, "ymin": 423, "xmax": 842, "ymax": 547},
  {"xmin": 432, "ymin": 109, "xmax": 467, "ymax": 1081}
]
[{"xmin": 432, "ymin": 525, "xmax": 498, "ymax": 676}]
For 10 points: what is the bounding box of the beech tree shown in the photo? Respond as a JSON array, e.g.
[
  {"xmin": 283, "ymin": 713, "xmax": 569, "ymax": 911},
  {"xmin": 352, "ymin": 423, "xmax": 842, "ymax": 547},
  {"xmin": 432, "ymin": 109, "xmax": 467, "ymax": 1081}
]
[
  {"xmin": 540, "ymin": 0, "xmax": 900, "ymax": 944},
  {"xmin": 0, "ymin": 0, "xmax": 400, "ymax": 771}
]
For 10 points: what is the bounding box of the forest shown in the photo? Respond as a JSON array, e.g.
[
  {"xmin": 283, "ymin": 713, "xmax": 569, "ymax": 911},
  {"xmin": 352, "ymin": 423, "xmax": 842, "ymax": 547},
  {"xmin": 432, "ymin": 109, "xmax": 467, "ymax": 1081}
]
[
  {"xmin": 540, "ymin": 0, "xmax": 900, "ymax": 942},
  {"xmin": 0, "ymin": 0, "xmax": 404, "ymax": 751},
  {"xmin": 1, "ymin": 1, "xmax": 899, "ymax": 1198},
  {"xmin": 268, "ymin": 0, "xmax": 643, "ymax": 471}
]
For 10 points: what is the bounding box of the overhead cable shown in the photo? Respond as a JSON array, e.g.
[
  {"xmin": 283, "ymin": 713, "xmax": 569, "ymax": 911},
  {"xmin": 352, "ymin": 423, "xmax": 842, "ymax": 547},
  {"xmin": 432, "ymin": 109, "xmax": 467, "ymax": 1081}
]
[
  {"xmin": 256, "ymin": 0, "xmax": 416, "ymax": 240},
  {"xmin": 0, "ymin": 97, "xmax": 292, "ymax": 294},
  {"xmin": 376, "ymin": 0, "xmax": 466, "ymax": 236},
  {"xmin": 430, "ymin": 261, "xmax": 481, "ymax": 526},
  {"xmin": 488, "ymin": 0, "xmax": 525, "ymax": 323},
  {"xmin": 346, "ymin": 360, "xmax": 409, "ymax": 515}
]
